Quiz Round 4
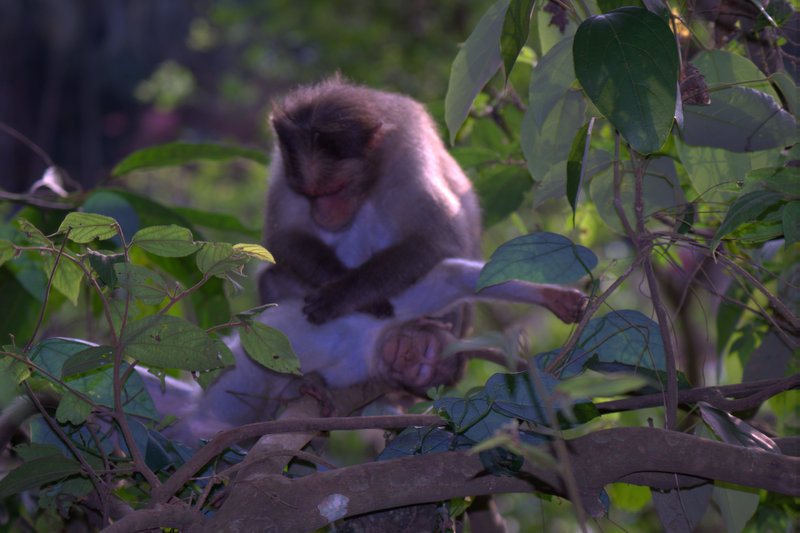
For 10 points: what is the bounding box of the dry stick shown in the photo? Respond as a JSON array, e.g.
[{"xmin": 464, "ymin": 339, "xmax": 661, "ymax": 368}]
[{"xmin": 149, "ymin": 414, "xmax": 441, "ymax": 505}]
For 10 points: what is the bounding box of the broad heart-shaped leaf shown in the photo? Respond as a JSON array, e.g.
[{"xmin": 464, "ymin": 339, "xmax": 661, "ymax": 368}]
[
  {"xmin": 573, "ymin": 7, "xmax": 679, "ymax": 154},
  {"xmin": 590, "ymin": 156, "xmax": 686, "ymax": 234},
  {"xmin": 121, "ymin": 315, "xmax": 226, "ymax": 371},
  {"xmin": 680, "ymin": 87, "xmax": 796, "ymax": 152},
  {"xmin": 500, "ymin": 0, "xmax": 535, "ymax": 79},
  {"xmin": 239, "ymin": 322, "xmax": 301, "ymax": 375},
  {"xmin": 58, "ymin": 212, "xmax": 119, "ymax": 243},
  {"xmin": 477, "ymin": 232, "xmax": 597, "ymax": 290},
  {"xmin": 28, "ymin": 338, "xmax": 158, "ymax": 420},
  {"xmin": 131, "ymin": 225, "xmax": 198, "ymax": 257},
  {"xmin": 445, "ymin": 0, "xmax": 509, "ymax": 143},
  {"xmin": 527, "ymin": 35, "xmax": 575, "ymax": 131},
  {"xmin": 709, "ymin": 189, "xmax": 785, "ymax": 253},
  {"xmin": 111, "ymin": 142, "xmax": 269, "ymax": 177}
]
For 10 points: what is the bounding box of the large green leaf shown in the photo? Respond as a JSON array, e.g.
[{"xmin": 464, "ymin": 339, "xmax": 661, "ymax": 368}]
[
  {"xmin": 500, "ymin": 0, "xmax": 535, "ymax": 79},
  {"xmin": 0, "ymin": 455, "xmax": 80, "ymax": 499},
  {"xmin": 239, "ymin": 322, "xmax": 301, "ymax": 375},
  {"xmin": 131, "ymin": 225, "xmax": 199, "ymax": 258},
  {"xmin": 680, "ymin": 87, "xmax": 796, "ymax": 152},
  {"xmin": 58, "ymin": 212, "xmax": 119, "ymax": 244},
  {"xmin": 445, "ymin": 0, "xmax": 509, "ymax": 142},
  {"xmin": 477, "ymin": 232, "xmax": 597, "ymax": 289},
  {"xmin": 527, "ymin": 35, "xmax": 575, "ymax": 130},
  {"xmin": 691, "ymin": 49, "xmax": 778, "ymax": 100},
  {"xmin": 121, "ymin": 315, "xmax": 226, "ymax": 371},
  {"xmin": 111, "ymin": 142, "xmax": 269, "ymax": 177},
  {"xmin": 573, "ymin": 7, "xmax": 679, "ymax": 154},
  {"xmin": 114, "ymin": 263, "xmax": 171, "ymax": 305}
]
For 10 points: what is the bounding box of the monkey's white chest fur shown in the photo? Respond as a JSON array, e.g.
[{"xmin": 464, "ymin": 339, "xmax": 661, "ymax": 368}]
[{"xmin": 318, "ymin": 200, "xmax": 395, "ymax": 268}]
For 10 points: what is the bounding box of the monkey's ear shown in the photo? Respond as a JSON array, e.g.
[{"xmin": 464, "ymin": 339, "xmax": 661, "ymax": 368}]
[{"xmin": 366, "ymin": 122, "xmax": 394, "ymax": 150}]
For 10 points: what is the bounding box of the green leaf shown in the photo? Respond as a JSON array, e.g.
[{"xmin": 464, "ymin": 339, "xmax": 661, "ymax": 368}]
[
  {"xmin": 0, "ymin": 455, "xmax": 81, "ymax": 499},
  {"xmin": 195, "ymin": 242, "xmax": 248, "ymax": 278},
  {"xmin": 713, "ymin": 483, "xmax": 759, "ymax": 533},
  {"xmin": 573, "ymin": 7, "xmax": 679, "ymax": 153},
  {"xmin": 55, "ymin": 391, "xmax": 93, "ymax": 425},
  {"xmin": 692, "ymin": 50, "xmax": 778, "ymax": 100},
  {"xmin": 131, "ymin": 225, "xmax": 199, "ymax": 257},
  {"xmin": 17, "ymin": 218, "xmax": 53, "ymax": 246},
  {"xmin": 81, "ymin": 190, "xmax": 140, "ymax": 243},
  {"xmin": 86, "ymin": 250, "xmax": 125, "ymax": 287},
  {"xmin": 449, "ymin": 146, "xmax": 499, "ymax": 167},
  {"xmin": 474, "ymin": 166, "xmax": 532, "ymax": 227},
  {"xmin": 234, "ymin": 303, "xmax": 278, "ymax": 323},
  {"xmin": 42, "ymin": 254, "xmax": 84, "ymax": 306},
  {"xmin": 0, "ymin": 239, "xmax": 15, "ymax": 267},
  {"xmin": 556, "ymin": 372, "xmax": 648, "ymax": 399},
  {"xmin": 445, "ymin": 0, "xmax": 509, "ymax": 142},
  {"xmin": 111, "ymin": 142, "xmax": 269, "ymax": 177},
  {"xmin": 566, "ymin": 121, "xmax": 592, "ymax": 223},
  {"xmin": 527, "ymin": 35, "xmax": 575, "ymax": 131},
  {"xmin": 477, "ymin": 232, "xmax": 597, "ymax": 290},
  {"xmin": 710, "ymin": 190, "xmax": 785, "ymax": 253},
  {"xmin": 121, "ymin": 315, "xmax": 226, "ymax": 371},
  {"xmin": 769, "ymin": 71, "xmax": 798, "ymax": 117},
  {"xmin": 232, "ymin": 243, "xmax": 275, "ymax": 263},
  {"xmin": 58, "ymin": 212, "xmax": 119, "ymax": 243},
  {"xmin": 114, "ymin": 263, "xmax": 171, "ymax": 305},
  {"xmin": 239, "ymin": 322, "xmax": 301, "ymax": 375},
  {"xmin": 782, "ymin": 201, "xmax": 799, "ymax": 248},
  {"xmin": 61, "ymin": 346, "xmax": 113, "ymax": 378},
  {"xmin": 500, "ymin": 0, "xmax": 535, "ymax": 79},
  {"xmin": 680, "ymin": 87, "xmax": 796, "ymax": 152},
  {"xmin": 172, "ymin": 206, "xmax": 260, "ymax": 237},
  {"xmin": 699, "ymin": 402, "xmax": 780, "ymax": 452}
]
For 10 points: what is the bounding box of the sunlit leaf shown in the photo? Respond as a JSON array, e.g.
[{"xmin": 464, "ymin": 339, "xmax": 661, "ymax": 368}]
[
  {"xmin": 710, "ymin": 190, "xmax": 785, "ymax": 253},
  {"xmin": 121, "ymin": 315, "xmax": 226, "ymax": 371},
  {"xmin": 58, "ymin": 212, "xmax": 119, "ymax": 243},
  {"xmin": 114, "ymin": 263, "xmax": 171, "ymax": 305},
  {"xmin": 42, "ymin": 254, "xmax": 84, "ymax": 305},
  {"xmin": 239, "ymin": 322, "xmax": 301, "ymax": 375},
  {"xmin": 131, "ymin": 225, "xmax": 198, "ymax": 257},
  {"xmin": 527, "ymin": 36, "xmax": 575, "ymax": 130},
  {"xmin": 232, "ymin": 243, "xmax": 275, "ymax": 263},
  {"xmin": 195, "ymin": 242, "xmax": 248, "ymax": 278},
  {"xmin": 500, "ymin": 0, "xmax": 535, "ymax": 79}
]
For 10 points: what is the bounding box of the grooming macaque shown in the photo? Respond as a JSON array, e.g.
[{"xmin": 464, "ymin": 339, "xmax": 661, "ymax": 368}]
[
  {"xmin": 162, "ymin": 258, "xmax": 587, "ymax": 444},
  {"xmin": 260, "ymin": 78, "xmax": 481, "ymax": 325}
]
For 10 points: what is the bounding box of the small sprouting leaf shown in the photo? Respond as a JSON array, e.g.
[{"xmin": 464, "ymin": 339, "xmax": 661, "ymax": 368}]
[
  {"xmin": 500, "ymin": 0, "xmax": 535, "ymax": 79},
  {"xmin": 710, "ymin": 190, "xmax": 785, "ymax": 253},
  {"xmin": 445, "ymin": 0, "xmax": 509, "ymax": 142},
  {"xmin": 114, "ymin": 263, "xmax": 171, "ymax": 305},
  {"xmin": 195, "ymin": 242, "xmax": 248, "ymax": 278},
  {"xmin": 58, "ymin": 212, "xmax": 119, "ymax": 243},
  {"xmin": 0, "ymin": 455, "xmax": 81, "ymax": 499},
  {"xmin": 232, "ymin": 243, "xmax": 275, "ymax": 263},
  {"xmin": 573, "ymin": 7, "xmax": 679, "ymax": 154},
  {"xmin": 0, "ymin": 239, "xmax": 16, "ymax": 267},
  {"xmin": 111, "ymin": 142, "xmax": 269, "ymax": 177},
  {"xmin": 239, "ymin": 322, "xmax": 301, "ymax": 375},
  {"xmin": 566, "ymin": 121, "xmax": 592, "ymax": 223},
  {"xmin": 131, "ymin": 225, "xmax": 198, "ymax": 257},
  {"xmin": 121, "ymin": 315, "xmax": 227, "ymax": 371},
  {"xmin": 234, "ymin": 303, "xmax": 278, "ymax": 323},
  {"xmin": 477, "ymin": 232, "xmax": 597, "ymax": 289},
  {"xmin": 42, "ymin": 254, "xmax": 84, "ymax": 305}
]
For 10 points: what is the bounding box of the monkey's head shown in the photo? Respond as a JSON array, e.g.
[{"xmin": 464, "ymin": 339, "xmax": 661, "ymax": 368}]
[{"xmin": 271, "ymin": 81, "xmax": 391, "ymax": 231}]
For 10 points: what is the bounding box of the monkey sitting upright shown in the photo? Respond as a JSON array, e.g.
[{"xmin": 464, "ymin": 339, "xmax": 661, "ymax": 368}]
[{"xmin": 259, "ymin": 77, "xmax": 482, "ymax": 328}]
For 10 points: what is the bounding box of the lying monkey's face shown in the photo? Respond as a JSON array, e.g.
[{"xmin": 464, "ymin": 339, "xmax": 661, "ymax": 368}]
[{"xmin": 272, "ymin": 102, "xmax": 382, "ymax": 231}]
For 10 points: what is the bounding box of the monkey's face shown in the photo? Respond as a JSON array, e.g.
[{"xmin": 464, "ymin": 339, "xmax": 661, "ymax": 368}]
[{"xmin": 273, "ymin": 110, "xmax": 381, "ymax": 232}]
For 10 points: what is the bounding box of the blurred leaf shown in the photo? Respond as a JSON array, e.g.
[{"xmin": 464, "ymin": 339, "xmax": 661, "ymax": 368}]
[
  {"xmin": 713, "ymin": 483, "xmax": 759, "ymax": 533},
  {"xmin": 17, "ymin": 218, "xmax": 53, "ymax": 246},
  {"xmin": 131, "ymin": 225, "xmax": 199, "ymax": 258},
  {"xmin": 234, "ymin": 303, "xmax": 278, "ymax": 323},
  {"xmin": 449, "ymin": 146, "xmax": 499, "ymax": 167},
  {"xmin": 121, "ymin": 315, "xmax": 226, "ymax": 371},
  {"xmin": 710, "ymin": 190, "xmax": 785, "ymax": 253},
  {"xmin": 556, "ymin": 372, "xmax": 648, "ymax": 398},
  {"xmin": 692, "ymin": 50, "xmax": 778, "ymax": 100},
  {"xmin": 61, "ymin": 346, "xmax": 113, "ymax": 378},
  {"xmin": 573, "ymin": 7, "xmax": 679, "ymax": 153},
  {"xmin": 474, "ymin": 166, "xmax": 532, "ymax": 227},
  {"xmin": 479, "ymin": 446, "xmax": 523, "ymax": 476},
  {"xmin": 0, "ymin": 455, "xmax": 81, "ymax": 499},
  {"xmin": 111, "ymin": 142, "xmax": 269, "ymax": 177},
  {"xmin": 0, "ymin": 239, "xmax": 15, "ymax": 267},
  {"xmin": 232, "ymin": 243, "xmax": 275, "ymax": 263},
  {"xmin": 477, "ymin": 232, "xmax": 597, "ymax": 289},
  {"xmin": 680, "ymin": 87, "xmax": 796, "ymax": 152},
  {"xmin": 445, "ymin": 0, "xmax": 509, "ymax": 142},
  {"xmin": 769, "ymin": 71, "xmax": 798, "ymax": 117},
  {"xmin": 42, "ymin": 254, "xmax": 83, "ymax": 306},
  {"xmin": 782, "ymin": 201, "xmax": 799, "ymax": 248},
  {"xmin": 527, "ymin": 35, "xmax": 575, "ymax": 130},
  {"xmin": 239, "ymin": 322, "xmax": 301, "ymax": 375},
  {"xmin": 500, "ymin": 0, "xmax": 535, "ymax": 79},
  {"xmin": 699, "ymin": 402, "xmax": 780, "ymax": 452},
  {"xmin": 591, "ymin": 156, "xmax": 686, "ymax": 234},
  {"xmin": 55, "ymin": 391, "xmax": 92, "ymax": 425},
  {"xmin": 114, "ymin": 263, "xmax": 170, "ymax": 305},
  {"xmin": 172, "ymin": 206, "xmax": 260, "ymax": 238},
  {"xmin": 58, "ymin": 212, "xmax": 119, "ymax": 244},
  {"xmin": 652, "ymin": 483, "xmax": 713, "ymax": 533}
]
